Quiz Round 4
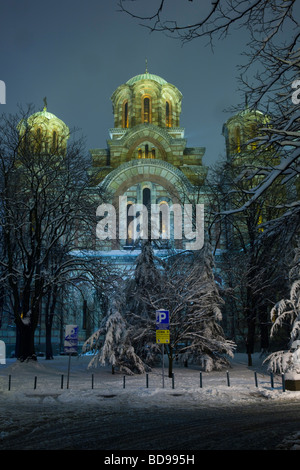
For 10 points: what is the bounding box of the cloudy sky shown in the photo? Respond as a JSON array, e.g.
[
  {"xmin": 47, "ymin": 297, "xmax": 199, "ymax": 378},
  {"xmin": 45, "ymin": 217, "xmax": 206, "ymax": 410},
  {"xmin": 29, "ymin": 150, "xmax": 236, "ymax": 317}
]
[{"xmin": 0, "ymin": 0, "xmax": 298, "ymax": 166}]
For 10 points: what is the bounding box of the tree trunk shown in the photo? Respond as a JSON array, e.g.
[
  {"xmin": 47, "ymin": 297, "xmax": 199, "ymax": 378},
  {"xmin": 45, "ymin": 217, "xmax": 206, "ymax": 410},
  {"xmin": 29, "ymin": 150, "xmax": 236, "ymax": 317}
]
[
  {"xmin": 45, "ymin": 289, "xmax": 57, "ymax": 360},
  {"xmin": 246, "ymin": 312, "xmax": 256, "ymax": 366},
  {"xmin": 247, "ymin": 351, "xmax": 252, "ymax": 367},
  {"xmin": 259, "ymin": 308, "xmax": 269, "ymax": 353},
  {"xmin": 246, "ymin": 280, "xmax": 256, "ymax": 366},
  {"xmin": 167, "ymin": 345, "xmax": 173, "ymax": 378},
  {"xmin": 45, "ymin": 320, "xmax": 53, "ymax": 360},
  {"xmin": 16, "ymin": 322, "xmax": 37, "ymax": 361}
]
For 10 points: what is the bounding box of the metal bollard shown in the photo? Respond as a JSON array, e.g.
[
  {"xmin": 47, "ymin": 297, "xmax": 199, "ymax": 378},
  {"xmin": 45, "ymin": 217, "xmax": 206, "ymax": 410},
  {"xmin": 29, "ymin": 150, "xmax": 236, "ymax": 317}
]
[
  {"xmin": 282, "ymin": 373, "xmax": 285, "ymax": 392},
  {"xmin": 200, "ymin": 371, "xmax": 202, "ymax": 388},
  {"xmin": 270, "ymin": 372, "xmax": 274, "ymax": 388},
  {"xmin": 172, "ymin": 373, "xmax": 175, "ymax": 389},
  {"xmin": 227, "ymin": 371, "xmax": 230, "ymax": 387},
  {"xmin": 254, "ymin": 371, "xmax": 258, "ymax": 387}
]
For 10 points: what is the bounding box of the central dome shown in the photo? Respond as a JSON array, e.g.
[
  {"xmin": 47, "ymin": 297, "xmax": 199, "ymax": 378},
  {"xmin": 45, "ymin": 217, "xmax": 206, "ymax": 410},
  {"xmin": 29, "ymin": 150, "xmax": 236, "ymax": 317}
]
[
  {"xmin": 126, "ymin": 72, "xmax": 167, "ymax": 86},
  {"xmin": 111, "ymin": 70, "xmax": 182, "ymax": 130}
]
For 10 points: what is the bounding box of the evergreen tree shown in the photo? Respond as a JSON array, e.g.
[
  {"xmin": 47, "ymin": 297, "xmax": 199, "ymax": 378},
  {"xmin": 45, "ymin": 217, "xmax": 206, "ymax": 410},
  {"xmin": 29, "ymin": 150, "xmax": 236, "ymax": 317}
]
[
  {"xmin": 265, "ymin": 239, "xmax": 300, "ymax": 374},
  {"xmin": 82, "ymin": 295, "xmax": 150, "ymax": 375},
  {"xmin": 151, "ymin": 244, "xmax": 236, "ymax": 375},
  {"xmin": 124, "ymin": 240, "xmax": 163, "ymax": 367},
  {"xmin": 84, "ymin": 242, "xmax": 235, "ymax": 376}
]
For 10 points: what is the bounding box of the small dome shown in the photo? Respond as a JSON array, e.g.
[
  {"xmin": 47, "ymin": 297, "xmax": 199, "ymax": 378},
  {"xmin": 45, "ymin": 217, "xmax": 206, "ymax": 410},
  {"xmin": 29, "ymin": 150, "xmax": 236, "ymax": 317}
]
[
  {"xmin": 18, "ymin": 104, "xmax": 69, "ymax": 156},
  {"xmin": 126, "ymin": 73, "xmax": 167, "ymax": 86},
  {"xmin": 27, "ymin": 107, "xmax": 69, "ymax": 130}
]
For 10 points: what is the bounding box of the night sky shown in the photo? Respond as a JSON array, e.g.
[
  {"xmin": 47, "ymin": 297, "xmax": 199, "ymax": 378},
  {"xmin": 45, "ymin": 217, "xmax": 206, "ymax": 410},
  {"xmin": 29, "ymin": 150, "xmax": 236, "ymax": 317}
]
[{"xmin": 0, "ymin": 0, "xmax": 298, "ymax": 166}]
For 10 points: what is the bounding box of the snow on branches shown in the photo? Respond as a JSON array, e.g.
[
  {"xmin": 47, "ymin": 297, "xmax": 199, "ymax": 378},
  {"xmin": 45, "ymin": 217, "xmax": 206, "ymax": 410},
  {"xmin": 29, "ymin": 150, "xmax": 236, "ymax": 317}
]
[
  {"xmin": 82, "ymin": 296, "xmax": 151, "ymax": 375},
  {"xmin": 83, "ymin": 241, "xmax": 235, "ymax": 374},
  {"xmin": 265, "ymin": 239, "xmax": 300, "ymax": 373}
]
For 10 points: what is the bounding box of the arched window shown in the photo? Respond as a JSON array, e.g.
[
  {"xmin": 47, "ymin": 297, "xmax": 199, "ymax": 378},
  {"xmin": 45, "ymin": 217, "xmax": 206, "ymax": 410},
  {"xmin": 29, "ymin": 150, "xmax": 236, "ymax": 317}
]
[
  {"xmin": 143, "ymin": 188, "xmax": 151, "ymax": 211},
  {"xmin": 258, "ymin": 214, "xmax": 264, "ymax": 232},
  {"xmin": 143, "ymin": 187, "xmax": 151, "ymax": 237},
  {"xmin": 145, "ymin": 144, "xmax": 149, "ymax": 158},
  {"xmin": 166, "ymin": 101, "xmax": 172, "ymax": 127},
  {"xmin": 235, "ymin": 126, "xmax": 241, "ymax": 153},
  {"xmin": 151, "ymin": 148, "xmax": 155, "ymax": 158},
  {"xmin": 127, "ymin": 203, "xmax": 134, "ymax": 244},
  {"xmin": 52, "ymin": 130, "xmax": 58, "ymax": 152},
  {"xmin": 159, "ymin": 202, "xmax": 170, "ymax": 239},
  {"xmin": 143, "ymin": 97, "xmax": 151, "ymax": 123},
  {"xmin": 138, "ymin": 148, "xmax": 142, "ymax": 159},
  {"xmin": 123, "ymin": 100, "xmax": 129, "ymax": 128},
  {"xmin": 35, "ymin": 127, "xmax": 42, "ymax": 152},
  {"xmin": 250, "ymin": 123, "xmax": 257, "ymax": 150}
]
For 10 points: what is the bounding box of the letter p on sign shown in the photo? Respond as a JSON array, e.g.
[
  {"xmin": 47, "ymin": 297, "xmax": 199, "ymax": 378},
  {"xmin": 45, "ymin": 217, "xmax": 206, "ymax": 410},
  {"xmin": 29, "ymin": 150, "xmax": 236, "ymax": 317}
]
[{"xmin": 156, "ymin": 309, "xmax": 169, "ymax": 324}]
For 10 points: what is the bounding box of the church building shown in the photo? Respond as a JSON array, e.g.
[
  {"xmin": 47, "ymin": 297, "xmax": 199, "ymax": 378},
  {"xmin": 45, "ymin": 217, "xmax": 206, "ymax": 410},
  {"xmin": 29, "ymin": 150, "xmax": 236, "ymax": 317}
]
[{"xmin": 87, "ymin": 66, "xmax": 209, "ymax": 262}]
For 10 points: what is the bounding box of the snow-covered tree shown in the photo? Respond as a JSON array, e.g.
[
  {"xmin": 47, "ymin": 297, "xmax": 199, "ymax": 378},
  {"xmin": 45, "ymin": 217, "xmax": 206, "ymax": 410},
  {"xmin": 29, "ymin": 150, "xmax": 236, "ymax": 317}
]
[
  {"xmin": 149, "ymin": 244, "xmax": 236, "ymax": 375},
  {"xmin": 0, "ymin": 106, "xmax": 108, "ymax": 361},
  {"xmin": 83, "ymin": 242, "xmax": 164, "ymax": 374},
  {"xmin": 265, "ymin": 239, "xmax": 300, "ymax": 374},
  {"xmin": 206, "ymin": 156, "xmax": 292, "ymax": 365},
  {"xmin": 124, "ymin": 240, "xmax": 163, "ymax": 366},
  {"xmin": 82, "ymin": 295, "xmax": 151, "ymax": 375},
  {"xmin": 83, "ymin": 242, "xmax": 235, "ymax": 375}
]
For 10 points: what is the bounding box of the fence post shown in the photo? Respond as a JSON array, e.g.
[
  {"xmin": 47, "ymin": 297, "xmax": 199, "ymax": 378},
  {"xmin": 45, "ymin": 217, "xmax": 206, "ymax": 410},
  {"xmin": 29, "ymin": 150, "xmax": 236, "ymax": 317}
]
[
  {"xmin": 227, "ymin": 371, "xmax": 230, "ymax": 387},
  {"xmin": 254, "ymin": 371, "xmax": 258, "ymax": 387},
  {"xmin": 146, "ymin": 373, "xmax": 149, "ymax": 388},
  {"xmin": 8, "ymin": 374, "xmax": 11, "ymax": 391},
  {"xmin": 123, "ymin": 376, "xmax": 126, "ymax": 389},
  {"xmin": 172, "ymin": 373, "xmax": 175, "ymax": 389},
  {"xmin": 61, "ymin": 374, "xmax": 64, "ymax": 389},
  {"xmin": 34, "ymin": 376, "xmax": 37, "ymax": 390},
  {"xmin": 270, "ymin": 372, "xmax": 274, "ymax": 388},
  {"xmin": 91, "ymin": 373, "xmax": 94, "ymax": 389},
  {"xmin": 282, "ymin": 373, "xmax": 285, "ymax": 392},
  {"xmin": 200, "ymin": 372, "xmax": 202, "ymax": 388}
]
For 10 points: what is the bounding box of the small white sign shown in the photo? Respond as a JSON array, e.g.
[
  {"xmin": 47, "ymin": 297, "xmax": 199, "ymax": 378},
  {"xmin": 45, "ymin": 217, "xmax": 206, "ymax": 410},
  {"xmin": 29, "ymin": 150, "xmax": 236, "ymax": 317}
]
[
  {"xmin": 0, "ymin": 80, "xmax": 5, "ymax": 105},
  {"xmin": 64, "ymin": 325, "xmax": 78, "ymax": 354},
  {"xmin": 0, "ymin": 340, "xmax": 6, "ymax": 364}
]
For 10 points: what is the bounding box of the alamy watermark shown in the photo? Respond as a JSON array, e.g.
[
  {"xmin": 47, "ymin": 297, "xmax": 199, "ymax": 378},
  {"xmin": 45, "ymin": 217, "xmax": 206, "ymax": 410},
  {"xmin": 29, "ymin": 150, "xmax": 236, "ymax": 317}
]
[
  {"xmin": 0, "ymin": 80, "xmax": 6, "ymax": 104},
  {"xmin": 292, "ymin": 80, "xmax": 300, "ymax": 105},
  {"xmin": 96, "ymin": 196, "xmax": 204, "ymax": 250}
]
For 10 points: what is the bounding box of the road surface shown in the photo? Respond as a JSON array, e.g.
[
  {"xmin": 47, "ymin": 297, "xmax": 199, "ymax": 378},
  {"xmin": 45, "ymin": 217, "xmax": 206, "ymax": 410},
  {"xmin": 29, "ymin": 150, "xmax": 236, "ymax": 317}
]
[{"xmin": 0, "ymin": 398, "xmax": 299, "ymax": 450}]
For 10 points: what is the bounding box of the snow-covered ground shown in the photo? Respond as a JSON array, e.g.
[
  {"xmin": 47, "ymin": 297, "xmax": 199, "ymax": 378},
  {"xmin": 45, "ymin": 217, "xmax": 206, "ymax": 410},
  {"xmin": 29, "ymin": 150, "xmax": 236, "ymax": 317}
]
[
  {"xmin": 0, "ymin": 352, "xmax": 300, "ymax": 450},
  {"xmin": 0, "ymin": 352, "xmax": 293, "ymax": 403}
]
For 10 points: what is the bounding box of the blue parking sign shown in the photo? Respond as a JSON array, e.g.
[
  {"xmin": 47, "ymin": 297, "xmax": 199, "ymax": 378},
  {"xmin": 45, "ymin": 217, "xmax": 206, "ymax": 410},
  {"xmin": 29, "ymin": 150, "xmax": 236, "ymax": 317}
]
[{"xmin": 156, "ymin": 309, "xmax": 169, "ymax": 325}]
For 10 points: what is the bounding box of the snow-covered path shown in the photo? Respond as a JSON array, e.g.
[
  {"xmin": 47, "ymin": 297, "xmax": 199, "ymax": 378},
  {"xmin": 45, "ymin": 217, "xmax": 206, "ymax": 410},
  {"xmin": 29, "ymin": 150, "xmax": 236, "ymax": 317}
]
[{"xmin": 0, "ymin": 353, "xmax": 300, "ymax": 450}]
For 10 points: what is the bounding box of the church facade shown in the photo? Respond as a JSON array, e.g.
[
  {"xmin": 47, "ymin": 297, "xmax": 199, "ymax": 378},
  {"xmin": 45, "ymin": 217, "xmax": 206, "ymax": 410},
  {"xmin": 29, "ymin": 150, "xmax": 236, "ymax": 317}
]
[{"xmin": 88, "ymin": 69, "xmax": 209, "ymax": 258}]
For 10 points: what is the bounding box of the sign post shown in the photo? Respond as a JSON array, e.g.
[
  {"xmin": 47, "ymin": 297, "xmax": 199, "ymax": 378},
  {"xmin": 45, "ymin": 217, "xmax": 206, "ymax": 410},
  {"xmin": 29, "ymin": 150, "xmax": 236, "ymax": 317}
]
[
  {"xmin": 156, "ymin": 310, "xmax": 170, "ymax": 388},
  {"xmin": 64, "ymin": 325, "xmax": 78, "ymax": 389}
]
